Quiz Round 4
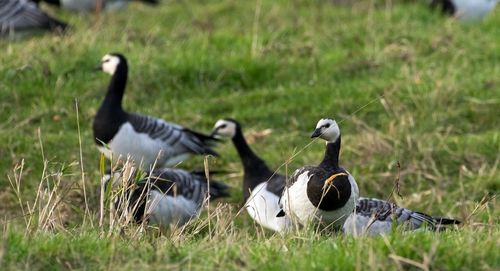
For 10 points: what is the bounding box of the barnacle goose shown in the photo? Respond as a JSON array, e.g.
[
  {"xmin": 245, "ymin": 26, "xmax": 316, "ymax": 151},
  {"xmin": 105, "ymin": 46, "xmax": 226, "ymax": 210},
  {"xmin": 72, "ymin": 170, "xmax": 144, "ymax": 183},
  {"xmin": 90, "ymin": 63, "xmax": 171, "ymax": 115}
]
[
  {"xmin": 33, "ymin": 0, "xmax": 158, "ymax": 12},
  {"xmin": 105, "ymin": 167, "xmax": 229, "ymax": 227},
  {"xmin": 430, "ymin": 0, "xmax": 497, "ymax": 21},
  {"xmin": 0, "ymin": 0, "xmax": 67, "ymax": 36},
  {"xmin": 210, "ymin": 118, "xmax": 292, "ymax": 232},
  {"xmin": 93, "ymin": 53, "xmax": 218, "ymax": 170},
  {"xmin": 343, "ymin": 197, "xmax": 461, "ymax": 236},
  {"xmin": 278, "ymin": 118, "xmax": 359, "ymax": 230}
]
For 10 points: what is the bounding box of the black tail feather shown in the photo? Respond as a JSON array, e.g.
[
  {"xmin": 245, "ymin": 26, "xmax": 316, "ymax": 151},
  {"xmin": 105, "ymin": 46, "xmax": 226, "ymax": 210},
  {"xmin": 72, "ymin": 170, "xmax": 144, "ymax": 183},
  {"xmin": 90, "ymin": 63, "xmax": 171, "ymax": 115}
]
[
  {"xmin": 47, "ymin": 16, "xmax": 68, "ymax": 33},
  {"xmin": 208, "ymin": 180, "xmax": 231, "ymax": 199},
  {"xmin": 186, "ymin": 128, "xmax": 221, "ymax": 156},
  {"xmin": 276, "ymin": 209, "xmax": 285, "ymax": 217},
  {"xmin": 137, "ymin": 0, "xmax": 159, "ymax": 4},
  {"xmin": 434, "ymin": 216, "xmax": 461, "ymax": 231},
  {"xmin": 190, "ymin": 169, "xmax": 233, "ymax": 176},
  {"xmin": 436, "ymin": 217, "xmax": 461, "ymax": 225}
]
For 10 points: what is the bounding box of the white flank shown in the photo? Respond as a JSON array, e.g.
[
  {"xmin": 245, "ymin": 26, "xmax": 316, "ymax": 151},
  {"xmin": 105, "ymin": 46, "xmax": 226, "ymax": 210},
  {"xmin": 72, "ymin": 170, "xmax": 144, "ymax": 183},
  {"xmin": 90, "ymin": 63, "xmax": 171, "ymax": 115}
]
[
  {"xmin": 146, "ymin": 190, "xmax": 200, "ymax": 227},
  {"xmin": 101, "ymin": 123, "xmax": 189, "ymax": 169},
  {"xmin": 61, "ymin": 0, "xmax": 128, "ymax": 12},
  {"xmin": 453, "ymin": 0, "xmax": 497, "ymax": 21},
  {"xmin": 245, "ymin": 182, "xmax": 292, "ymax": 232}
]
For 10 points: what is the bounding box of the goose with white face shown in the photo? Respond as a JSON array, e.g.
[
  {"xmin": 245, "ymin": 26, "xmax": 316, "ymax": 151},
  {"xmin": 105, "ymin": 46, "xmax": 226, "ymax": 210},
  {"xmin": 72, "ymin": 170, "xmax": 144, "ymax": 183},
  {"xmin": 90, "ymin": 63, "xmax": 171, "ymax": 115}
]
[
  {"xmin": 310, "ymin": 118, "xmax": 340, "ymax": 142},
  {"xmin": 211, "ymin": 119, "xmax": 237, "ymax": 139},
  {"xmin": 98, "ymin": 54, "xmax": 121, "ymax": 75}
]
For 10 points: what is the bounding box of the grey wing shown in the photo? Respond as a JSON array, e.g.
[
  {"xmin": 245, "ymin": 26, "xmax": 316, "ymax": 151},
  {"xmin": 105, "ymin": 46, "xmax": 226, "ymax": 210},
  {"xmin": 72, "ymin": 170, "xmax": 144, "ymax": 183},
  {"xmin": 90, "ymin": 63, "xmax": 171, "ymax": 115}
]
[
  {"xmin": 127, "ymin": 113, "xmax": 218, "ymax": 156},
  {"xmin": 356, "ymin": 197, "xmax": 437, "ymax": 230},
  {"xmin": 149, "ymin": 169, "xmax": 209, "ymax": 208},
  {"xmin": 0, "ymin": 0, "xmax": 67, "ymax": 33}
]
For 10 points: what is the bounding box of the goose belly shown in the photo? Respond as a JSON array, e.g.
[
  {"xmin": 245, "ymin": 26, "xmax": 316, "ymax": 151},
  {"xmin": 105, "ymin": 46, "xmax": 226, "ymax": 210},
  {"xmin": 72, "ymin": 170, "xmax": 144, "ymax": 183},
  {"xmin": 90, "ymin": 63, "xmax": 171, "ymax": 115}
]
[
  {"xmin": 246, "ymin": 182, "xmax": 292, "ymax": 232},
  {"xmin": 146, "ymin": 190, "xmax": 200, "ymax": 227},
  {"xmin": 343, "ymin": 213, "xmax": 393, "ymax": 236},
  {"xmin": 101, "ymin": 123, "xmax": 170, "ymax": 169}
]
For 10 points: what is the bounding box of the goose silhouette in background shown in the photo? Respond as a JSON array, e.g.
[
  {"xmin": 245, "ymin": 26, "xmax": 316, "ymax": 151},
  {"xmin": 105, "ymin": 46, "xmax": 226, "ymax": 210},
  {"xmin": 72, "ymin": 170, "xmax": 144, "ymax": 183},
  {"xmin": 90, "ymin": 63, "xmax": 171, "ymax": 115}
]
[
  {"xmin": 0, "ymin": 0, "xmax": 67, "ymax": 36},
  {"xmin": 93, "ymin": 53, "xmax": 218, "ymax": 170},
  {"xmin": 344, "ymin": 197, "xmax": 461, "ymax": 236},
  {"xmin": 211, "ymin": 118, "xmax": 292, "ymax": 232},
  {"xmin": 33, "ymin": 0, "xmax": 158, "ymax": 12},
  {"xmin": 104, "ymin": 167, "xmax": 229, "ymax": 227},
  {"xmin": 431, "ymin": 0, "xmax": 497, "ymax": 21}
]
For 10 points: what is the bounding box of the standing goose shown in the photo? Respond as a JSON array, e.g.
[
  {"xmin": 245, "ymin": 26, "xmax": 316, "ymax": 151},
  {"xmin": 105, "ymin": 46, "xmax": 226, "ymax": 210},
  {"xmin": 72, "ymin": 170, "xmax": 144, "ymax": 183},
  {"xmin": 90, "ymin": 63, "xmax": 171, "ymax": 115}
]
[
  {"xmin": 343, "ymin": 197, "xmax": 460, "ymax": 236},
  {"xmin": 105, "ymin": 167, "xmax": 229, "ymax": 227},
  {"xmin": 93, "ymin": 53, "xmax": 218, "ymax": 170},
  {"xmin": 33, "ymin": 0, "xmax": 158, "ymax": 12},
  {"xmin": 210, "ymin": 118, "xmax": 291, "ymax": 232},
  {"xmin": 430, "ymin": 0, "xmax": 497, "ymax": 21},
  {"xmin": 278, "ymin": 118, "xmax": 359, "ymax": 230},
  {"xmin": 0, "ymin": 0, "xmax": 67, "ymax": 36}
]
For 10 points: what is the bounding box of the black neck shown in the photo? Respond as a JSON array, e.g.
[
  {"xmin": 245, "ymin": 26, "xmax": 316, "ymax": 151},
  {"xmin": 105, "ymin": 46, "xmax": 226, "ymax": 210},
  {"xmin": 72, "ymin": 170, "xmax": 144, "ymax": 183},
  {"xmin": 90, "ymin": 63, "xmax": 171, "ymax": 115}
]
[
  {"xmin": 93, "ymin": 63, "xmax": 128, "ymax": 144},
  {"xmin": 102, "ymin": 64, "xmax": 128, "ymax": 111},
  {"xmin": 319, "ymin": 136, "xmax": 341, "ymax": 171},
  {"xmin": 232, "ymin": 128, "xmax": 273, "ymax": 198}
]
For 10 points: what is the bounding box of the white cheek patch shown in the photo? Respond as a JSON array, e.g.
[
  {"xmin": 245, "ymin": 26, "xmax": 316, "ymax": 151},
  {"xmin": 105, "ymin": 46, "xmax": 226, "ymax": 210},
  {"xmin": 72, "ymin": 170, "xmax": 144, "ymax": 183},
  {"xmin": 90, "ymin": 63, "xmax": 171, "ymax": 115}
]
[{"xmin": 101, "ymin": 55, "xmax": 120, "ymax": 75}]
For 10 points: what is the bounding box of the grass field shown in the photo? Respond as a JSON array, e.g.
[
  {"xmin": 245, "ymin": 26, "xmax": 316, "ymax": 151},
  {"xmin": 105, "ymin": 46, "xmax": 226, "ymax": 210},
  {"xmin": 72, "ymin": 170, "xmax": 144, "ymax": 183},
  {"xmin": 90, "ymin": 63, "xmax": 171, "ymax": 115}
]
[{"xmin": 1, "ymin": 0, "xmax": 499, "ymax": 270}]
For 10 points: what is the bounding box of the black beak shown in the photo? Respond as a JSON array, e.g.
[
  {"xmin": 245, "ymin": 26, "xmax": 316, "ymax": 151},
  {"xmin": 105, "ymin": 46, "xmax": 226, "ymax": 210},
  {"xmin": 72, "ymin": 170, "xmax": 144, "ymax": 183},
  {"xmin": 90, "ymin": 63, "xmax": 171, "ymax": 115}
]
[
  {"xmin": 311, "ymin": 128, "xmax": 322, "ymax": 138},
  {"xmin": 94, "ymin": 63, "xmax": 102, "ymax": 71},
  {"xmin": 209, "ymin": 127, "xmax": 220, "ymax": 138}
]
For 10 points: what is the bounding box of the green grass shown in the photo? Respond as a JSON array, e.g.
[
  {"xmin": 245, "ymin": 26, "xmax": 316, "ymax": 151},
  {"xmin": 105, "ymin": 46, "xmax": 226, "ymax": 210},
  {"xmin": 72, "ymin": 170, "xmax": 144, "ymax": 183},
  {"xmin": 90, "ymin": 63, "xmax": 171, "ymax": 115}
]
[{"xmin": 0, "ymin": 0, "xmax": 499, "ymax": 270}]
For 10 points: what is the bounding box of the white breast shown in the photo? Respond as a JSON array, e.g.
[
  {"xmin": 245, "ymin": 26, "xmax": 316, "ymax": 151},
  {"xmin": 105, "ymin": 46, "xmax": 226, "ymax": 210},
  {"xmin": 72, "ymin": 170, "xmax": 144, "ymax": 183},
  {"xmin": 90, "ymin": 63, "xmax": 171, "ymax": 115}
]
[
  {"xmin": 145, "ymin": 190, "xmax": 200, "ymax": 227},
  {"xmin": 100, "ymin": 123, "xmax": 172, "ymax": 169},
  {"xmin": 453, "ymin": 0, "xmax": 497, "ymax": 21},
  {"xmin": 245, "ymin": 182, "xmax": 292, "ymax": 232},
  {"xmin": 281, "ymin": 171, "xmax": 317, "ymax": 225}
]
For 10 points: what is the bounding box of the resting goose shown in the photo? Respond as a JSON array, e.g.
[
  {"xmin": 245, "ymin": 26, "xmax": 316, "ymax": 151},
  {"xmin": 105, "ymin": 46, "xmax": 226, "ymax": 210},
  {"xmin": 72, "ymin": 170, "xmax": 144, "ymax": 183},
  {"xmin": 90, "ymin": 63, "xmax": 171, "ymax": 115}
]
[
  {"xmin": 33, "ymin": 0, "xmax": 158, "ymax": 12},
  {"xmin": 278, "ymin": 118, "xmax": 359, "ymax": 230},
  {"xmin": 344, "ymin": 197, "xmax": 461, "ymax": 236},
  {"xmin": 105, "ymin": 167, "xmax": 229, "ymax": 227},
  {"xmin": 0, "ymin": 0, "xmax": 67, "ymax": 36},
  {"xmin": 93, "ymin": 53, "xmax": 218, "ymax": 170},
  {"xmin": 430, "ymin": 0, "xmax": 497, "ymax": 21},
  {"xmin": 210, "ymin": 118, "xmax": 291, "ymax": 232}
]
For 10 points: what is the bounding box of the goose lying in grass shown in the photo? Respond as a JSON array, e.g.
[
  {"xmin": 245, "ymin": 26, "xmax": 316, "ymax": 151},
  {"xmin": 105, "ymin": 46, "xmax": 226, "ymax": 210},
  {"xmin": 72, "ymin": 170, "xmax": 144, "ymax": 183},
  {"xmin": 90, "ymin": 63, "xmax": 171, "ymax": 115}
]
[
  {"xmin": 0, "ymin": 0, "xmax": 67, "ymax": 36},
  {"xmin": 104, "ymin": 167, "xmax": 230, "ymax": 227},
  {"xmin": 430, "ymin": 0, "xmax": 497, "ymax": 21},
  {"xmin": 278, "ymin": 118, "xmax": 359, "ymax": 230},
  {"xmin": 344, "ymin": 197, "xmax": 461, "ymax": 236},
  {"xmin": 211, "ymin": 118, "xmax": 292, "ymax": 232},
  {"xmin": 93, "ymin": 53, "xmax": 218, "ymax": 170},
  {"xmin": 33, "ymin": 0, "xmax": 158, "ymax": 12}
]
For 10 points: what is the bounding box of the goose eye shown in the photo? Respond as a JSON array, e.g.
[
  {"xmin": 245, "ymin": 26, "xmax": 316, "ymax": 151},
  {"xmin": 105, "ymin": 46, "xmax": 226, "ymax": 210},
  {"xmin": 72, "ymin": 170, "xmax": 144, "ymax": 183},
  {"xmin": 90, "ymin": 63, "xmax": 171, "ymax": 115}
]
[
  {"xmin": 219, "ymin": 124, "xmax": 227, "ymax": 129},
  {"xmin": 324, "ymin": 123, "xmax": 331, "ymax": 128}
]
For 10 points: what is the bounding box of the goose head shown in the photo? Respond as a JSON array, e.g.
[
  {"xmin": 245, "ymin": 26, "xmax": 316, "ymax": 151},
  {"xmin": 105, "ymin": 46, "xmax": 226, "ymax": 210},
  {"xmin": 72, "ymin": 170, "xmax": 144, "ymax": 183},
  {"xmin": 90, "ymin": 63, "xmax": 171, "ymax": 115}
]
[
  {"xmin": 97, "ymin": 53, "xmax": 126, "ymax": 75},
  {"xmin": 311, "ymin": 118, "xmax": 340, "ymax": 142},
  {"xmin": 211, "ymin": 119, "xmax": 239, "ymax": 139}
]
